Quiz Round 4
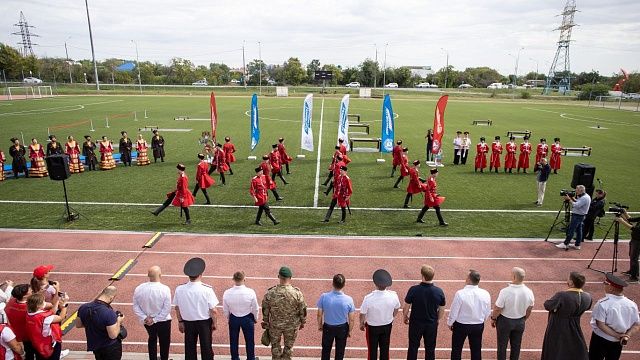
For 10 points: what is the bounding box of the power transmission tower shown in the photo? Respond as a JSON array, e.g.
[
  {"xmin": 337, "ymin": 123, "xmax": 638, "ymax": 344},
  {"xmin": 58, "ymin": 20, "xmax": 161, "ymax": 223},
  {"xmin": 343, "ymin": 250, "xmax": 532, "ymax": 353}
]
[
  {"xmin": 12, "ymin": 11, "xmax": 39, "ymax": 57},
  {"xmin": 543, "ymin": 0, "xmax": 578, "ymax": 95}
]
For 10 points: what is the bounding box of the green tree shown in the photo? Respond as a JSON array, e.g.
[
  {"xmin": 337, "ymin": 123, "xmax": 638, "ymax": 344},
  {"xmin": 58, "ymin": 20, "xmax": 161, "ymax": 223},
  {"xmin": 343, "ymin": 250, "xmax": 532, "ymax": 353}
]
[
  {"xmin": 167, "ymin": 58, "xmax": 195, "ymax": 85},
  {"xmin": 341, "ymin": 67, "xmax": 359, "ymax": 84},
  {"xmin": 358, "ymin": 59, "xmax": 378, "ymax": 87},
  {"xmin": 320, "ymin": 64, "xmax": 342, "ymax": 86},
  {"xmin": 392, "ymin": 66, "xmax": 412, "ymax": 87},
  {"xmin": 208, "ymin": 63, "xmax": 231, "ymax": 85},
  {"xmin": 247, "ymin": 59, "xmax": 267, "ymax": 85},
  {"xmin": 0, "ymin": 43, "xmax": 25, "ymax": 80},
  {"xmin": 576, "ymin": 83, "xmax": 611, "ymax": 100},
  {"xmin": 306, "ymin": 59, "xmax": 321, "ymax": 83},
  {"xmin": 281, "ymin": 57, "xmax": 306, "ymax": 85},
  {"xmin": 460, "ymin": 67, "xmax": 505, "ymax": 88}
]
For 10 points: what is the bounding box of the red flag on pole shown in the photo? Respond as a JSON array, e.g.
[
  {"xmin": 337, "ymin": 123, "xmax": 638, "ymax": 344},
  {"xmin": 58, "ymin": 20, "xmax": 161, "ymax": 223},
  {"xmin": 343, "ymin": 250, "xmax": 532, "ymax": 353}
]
[
  {"xmin": 431, "ymin": 95, "xmax": 448, "ymax": 154},
  {"xmin": 210, "ymin": 92, "xmax": 218, "ymax": 142}
]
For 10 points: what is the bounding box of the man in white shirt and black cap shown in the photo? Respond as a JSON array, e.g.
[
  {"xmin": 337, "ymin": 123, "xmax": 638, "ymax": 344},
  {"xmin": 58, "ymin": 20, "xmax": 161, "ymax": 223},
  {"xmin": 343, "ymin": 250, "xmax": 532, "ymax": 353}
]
[
  {"xmin": 359, "ymin": 269, "xmax": 401, "ymax": 360},
  {"xmin": 447, "ymin": 270, "xmax": 491, "ymax": 360},
  {"xmin": 222, "ymin": 271, "xmax": 259, "ymax": 360},
  {"xmin": 173, "ymin": 257, "xmax": 219, "ymax": 360},
  {"xmin": 589, "ymin": 273, "xmax": 640, "ymax": 360},
  {"xmin": 132, "ymin": 266, "xmax": 172, "ymax": 360}
]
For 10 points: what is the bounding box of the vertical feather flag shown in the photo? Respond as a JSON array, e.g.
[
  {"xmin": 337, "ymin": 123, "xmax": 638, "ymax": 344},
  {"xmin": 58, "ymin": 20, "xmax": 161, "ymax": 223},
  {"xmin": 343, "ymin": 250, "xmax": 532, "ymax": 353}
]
[
  {"xmin": 210, "ymin": 92, "xmax": 218, "ymax": 142},
  {"xmin": 250, "ymin": 94, "xmax": 260, "ymax": 151},
  {"xmin": 300, "ymin": 94, "xmax": 314, "ymax": 151},
  {"xmin": 380, "ymin": 94, "xmax": 394, "ymax": 153},
  {"xmin": 337, "ymin": 94, "xmax": 350, "ymax": 150},
  {"xmin": 431, "ymin": 95, "xmax": 449, "ymax": 155}
]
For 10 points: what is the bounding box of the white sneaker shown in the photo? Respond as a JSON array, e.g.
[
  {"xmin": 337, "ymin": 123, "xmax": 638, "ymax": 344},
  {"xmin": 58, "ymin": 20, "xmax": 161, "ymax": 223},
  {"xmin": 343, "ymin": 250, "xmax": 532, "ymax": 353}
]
[
  {"xmin": 60, "ymin": 349, "xmax": 70, "ymax": 359},
  {"xmin": 555, "ymin": 243, "xmax": 568, "ymax": 249},
  {"xmin": 569, "ymin": 244, "xmax": 581, "ymax": 250}
]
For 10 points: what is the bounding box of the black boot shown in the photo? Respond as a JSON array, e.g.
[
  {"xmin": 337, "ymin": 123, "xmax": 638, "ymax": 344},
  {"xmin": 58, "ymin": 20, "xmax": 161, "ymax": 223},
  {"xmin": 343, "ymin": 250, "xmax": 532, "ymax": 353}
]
[
  {"xmin": 220, "ymin": 173, "xmax": 226, "ymax": 185},
  {"xmin": 183, "ymin": 207, "xmax": 191, "ymax": 225},
  {"xmin": 436, "ymin": 207, "xmax": 448, "ymax": 226},
  {"xmin": 285, "ymin": 163, "xmax": 290, "ymax": 175},
  {"xmin": 322, "ymin": 172, "xmax": 333, "ymax": 186},
  {"xmin": 417, "ymin": 206, "xmax": 428, "ymax": 223},
  {"xmin": 279, "ymin": 173, "xmax": 288, "ymax": 185},
  {"xmin": 228, "ymin": 167, "xmax": 233, "ymax": 175},
  {"xmin": 323, "ymin": 200, "xmax": 336, "ymax": 222},
  {"xmin": 272, "ymin": 189, "xmax": 283, "ymax": 201},
  {"xmin": 340, "ymin": 208, "xmax": 347, "ymax": 223},
  {"xmin": 403, "ymin": 193, "xmax": 412, "ymax": 208},
  {"xmin": 266, "ymin": 209, "xmax": 279, "ymax": 225},
  {"xmin": 255, "ymin": 207, "xmax": 263, "ymax": 225},
  {"xmin": 325, "ymin": 182, "xmax": 333, "ymax": 196},
  {"xmin": 393, "ymin": 176, "xmax": 404, "ymax": 188},
  {"xmin": 390, "ymin": 166, "xmax": 396, "ymax": 178},
  {"xmin": 203, "ymin": 189, "xmax": 211, "ymax": 204}
]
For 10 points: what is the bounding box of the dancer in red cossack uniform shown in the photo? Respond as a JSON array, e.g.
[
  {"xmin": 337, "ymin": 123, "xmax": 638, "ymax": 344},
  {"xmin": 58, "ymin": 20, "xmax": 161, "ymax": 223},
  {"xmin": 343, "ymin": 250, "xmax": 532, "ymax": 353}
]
[
  {"xmin": 391, "ymin": 140, "xmax": 403, "ymax": 177},
  {"xmin": 277, "ymin": 137, "xmax": 293, "ymax": 175},
  {"xmin": 417, "ymin": 168, "xmax": 448, "ymax": 226},
  {"xmin": 152, "ymin": 164, "xmax": 195, "ymax": 224},
  {"xmin": 489, "ymin": 136, "xmax": 503, "ymax": 173},
  {"xmin": 518, "ymin": 136, "xmax": 532, "ymax": 173},
  {"xmin": 393, "ymin": 147, "xmax": 410, "ymax": 188},
  {"xmin": 550, "ymin": 137, "xmax": 562, "ymax": 174},
  {"xmin": 324, "ymin": 155, "xmax": 346, "ymax": 196},
  {"xmin": 223, "ymin": 136, "xmax": 236, "ymax": 175},
  {"xmin": 250, "ymin": 167, "xmax": 279, "ymax": 226},
  {"xmin": 403, "ymin": 160, "xmax": 423, "ymax": 208},
  {"xmin": 192, "ymin": 154, "xmax": 214, "ymax": 204},
  {"xmin": 504, "ymin": 136, "xmax": 517, "ymax": 173},
  {"xmin": 338, "ymin": 138, "xmax": 351, "ymax": 165},
  {"xmin": 475, "ymin": 137, "xmax": 488, "ymax": 173},
  {"xmin": 323, "ymin": 166, "xmax": 353, "ymax": 223},
  {"xmin": 535, "ymin": 138, "xmax": 548, "ymax": 165},
  {"xmin": 269, "ymin": 144, "xmax": 288, "ymax": 185},
  {"xmin": 261, "ymin": 155, "xmax": 283, "ymax": 201}
]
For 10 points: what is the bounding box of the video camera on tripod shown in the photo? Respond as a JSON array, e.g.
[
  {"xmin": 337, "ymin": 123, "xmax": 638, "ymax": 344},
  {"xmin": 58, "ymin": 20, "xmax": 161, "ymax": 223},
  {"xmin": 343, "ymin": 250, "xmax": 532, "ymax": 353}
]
[
  {"xmin": 588, "ymin": 202, "xmax": 631, "ymax": 274},
  {"xmin": 608, "ymin": 202, "xmax": 629, "ymax": 216},
  {"xmin": 560, "ymin": 189, "xmax": 576, "ymax": 197}
]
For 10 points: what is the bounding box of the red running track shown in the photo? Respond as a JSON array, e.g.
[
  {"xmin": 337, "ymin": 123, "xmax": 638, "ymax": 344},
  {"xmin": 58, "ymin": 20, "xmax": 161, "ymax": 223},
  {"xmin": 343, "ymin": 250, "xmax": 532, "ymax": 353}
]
[{"xmin": 0, "ymin": 229, "xmax": 639, "ymax": 360}]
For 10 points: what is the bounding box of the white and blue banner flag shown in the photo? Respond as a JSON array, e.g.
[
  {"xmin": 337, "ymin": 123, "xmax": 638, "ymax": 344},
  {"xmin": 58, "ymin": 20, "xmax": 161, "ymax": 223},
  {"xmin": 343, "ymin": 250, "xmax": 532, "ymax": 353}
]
[
  {"xmin": 337, "ymin": 94, "xmax": 350, "ymax": 150},
  {"xmin": 300, "ymin": 94, "xmax": 314, "ymax": 151},
  {"xmin": 381, "ymin": 94, "xmax": 395, "ymax": 153},
  {"xmin": 250, "ymin": 94, "xmax": 260, "ymax": 151}
]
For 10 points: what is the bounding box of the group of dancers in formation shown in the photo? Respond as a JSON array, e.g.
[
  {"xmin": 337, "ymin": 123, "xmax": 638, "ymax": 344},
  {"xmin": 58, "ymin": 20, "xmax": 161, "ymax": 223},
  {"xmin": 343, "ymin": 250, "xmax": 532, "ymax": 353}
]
[
  {"xmin": 473, "ymin": 135, "xmax": 563, "ymax": 174},
  {"xmin": 0, "ymin": 130, "xmax": 168, "ymax": 180}
]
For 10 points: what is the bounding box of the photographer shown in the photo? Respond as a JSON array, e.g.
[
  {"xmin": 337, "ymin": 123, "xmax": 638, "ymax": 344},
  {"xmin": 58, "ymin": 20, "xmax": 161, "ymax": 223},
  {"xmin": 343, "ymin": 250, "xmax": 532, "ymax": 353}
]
[
  {"xmin": 76, "ymin": 286, "xmax": 125, "ymax": 360},
  {"xmin": 556, "ymin": 185, "xmax": 591, "ymax": 250},
  {"xmin": 616, "ymin": 209, "xmax": 640, "ymax": 283},
  {"xmin": 583, "ymin": 189, "xmax": 607, "ymax": 241}
]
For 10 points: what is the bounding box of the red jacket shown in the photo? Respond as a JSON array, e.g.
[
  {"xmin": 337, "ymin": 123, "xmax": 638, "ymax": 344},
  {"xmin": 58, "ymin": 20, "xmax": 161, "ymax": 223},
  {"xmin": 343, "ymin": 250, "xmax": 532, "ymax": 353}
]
[
  {"xmin": 0, "ymin": 324, "xmax": 22, "ymax": 360},
  {"xmin": 170, "ymin": 173, "xmax": 195, "ymax": 207},
  {"xmin": 535, "ymin": 143, "xmax": 548, "ymax": 164},
  {"xmin": 333, "ymin": 160, "xmax": 346, "ymax": 181},
  {"xmin": 339, "ymin": 144, "xmax": 351, "ymax": 164},
  {"xmin": 400, "ymin": 154, "xmax": 409, "ymax": 177},
  {"xmin": 250, "ymin": 175, "xmax": 268, "ymax": 206},
  {"xmin": 504, "ymin": 142, "xmax": 517, "ymax": 169},
  {"xmin": 550, "ymin": 143, "xmax": 562, "ymax": 170},
  {"xmin": 407, "ymin": 166, "xmax": 422, "ymax": 194},
  {"xmin": 25, "ymin": 310, "xmax": 61, "ymax": 359},
  {"xmin": 475, "ymin": 142, "xmax": 488, "ymax": 169},
  {"xmin": 29, "ymin": 144, "xmax": 45, "ymax": 160},
  {"xmin": 99, "ymin": 141, "xmax": 113, "ymax": 154},
  {"xmin": 215, "ymin": 149, "xmax": 229, "ymax": 173},
  {"xmin": 392, "ymin": 145, "xmax": 403, "ymax": 166},
  {"xmin": 518, "ymin": 142, "xmax": 531, "ymax": 169},
  {"xmin": 334, "ymin": 174, "xmax": 353, "ymax": 208},
  {"xmin": 422, "ymin": 177, "xmax": 445, "ymax": 207},
  {"xmin": 277, "ymin": 143, "xmax": 292, "ymax": 165},
  {"xmin": 196, "ymin": 160, "xmax": 215, "ymax": 189},
  {"xmin": 5, "ymin": 298, "xmax": 27, "ymax": 342},
  {"xmin": 65, "ymin": 141, "xmax": 81, "ymax": 156},
  {"xmin": 269, "ymin": 150, "xmax": 281, "ymax": 173},
  {"xmin": 223, "ymin": 142, "xmax": 236, "ymax": 163},
  {"xmin": 260, "ymin": 161, "xmax": 276, "ymax": 190},
  {"xmin": 490, "ymin": 142, "xmax": 502, "ymax": 167}
]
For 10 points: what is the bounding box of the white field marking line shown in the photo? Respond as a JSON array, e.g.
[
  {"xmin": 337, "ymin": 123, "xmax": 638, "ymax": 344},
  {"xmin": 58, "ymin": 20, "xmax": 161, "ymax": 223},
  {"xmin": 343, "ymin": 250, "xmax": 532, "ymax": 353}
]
[
  {"xmin": 53, "ymin": 340, "xmax": 640, "ymax": 354},
  {"xmin": 0, "ymin": 247, "xmax": 616, "ymax": 261},
  {"xmin": 0, "ymin": 104, "xmax": 85, "ymax": 116},
  {"xmin": 0, "ymin": 227, "xmax": 631, "ymax": 243},
  {"xmin": 314, "ymin": 98, "xmax": 325, "ymax": 208},
  {"xmin": 80, "ymin": 99, "xmax": 124, "ymax": 106},
  {"xmin": 243, "ymin": 110, "xmax": 298, "ymax": 123},
  {"xmin": 0, "ymin": 271, "xmax": 608, "ymax": 286},
  {"xmin": 6, "ymin": 199, "xmax": 636, "ymax": 215},
  {"xmin": 524, "ymin": 107, "xmax": 639, "ymax": 127}
]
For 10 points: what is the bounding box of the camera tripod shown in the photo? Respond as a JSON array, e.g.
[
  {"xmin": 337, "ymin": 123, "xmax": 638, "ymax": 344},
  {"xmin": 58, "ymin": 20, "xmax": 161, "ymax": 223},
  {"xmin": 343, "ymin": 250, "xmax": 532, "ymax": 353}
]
[
  {"xmin": 544, "ymin": 200, "xmax": 571, "ymax": 241},
  {"xmin": 587, "ymin": 217, "xmax": 620, "ymax": 274}
]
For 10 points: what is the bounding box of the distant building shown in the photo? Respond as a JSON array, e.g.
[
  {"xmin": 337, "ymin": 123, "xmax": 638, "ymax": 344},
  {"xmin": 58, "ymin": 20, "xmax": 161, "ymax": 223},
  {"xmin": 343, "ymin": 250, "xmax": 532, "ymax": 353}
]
[{"xmin": 408, "ymin": 66, "xmax": 435, "ymax": 78}]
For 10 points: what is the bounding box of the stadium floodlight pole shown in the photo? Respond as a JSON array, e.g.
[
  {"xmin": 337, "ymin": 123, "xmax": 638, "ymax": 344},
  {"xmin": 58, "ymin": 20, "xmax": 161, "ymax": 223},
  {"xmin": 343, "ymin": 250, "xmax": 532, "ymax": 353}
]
[
  {"xmin": 258, "ymin": 41, "xmax": 262, "ymax": 96},
  {"xmin": 131, "ymin": 40, "xmax": 142, "ymax": 94},
  {"xmin": 440, "ymin": 48, "xmax": 449, "ymax": 88},
  {"xmin": 65, "ymin": 36, "xmax": 73, "ymax": 84},
  {"xmin": 84, "ymin": 0, "xmax": 100, "ymax": 90},
  {"xmin": 382, "ymin": 43, "xmax": 388, "ymax": 96}
]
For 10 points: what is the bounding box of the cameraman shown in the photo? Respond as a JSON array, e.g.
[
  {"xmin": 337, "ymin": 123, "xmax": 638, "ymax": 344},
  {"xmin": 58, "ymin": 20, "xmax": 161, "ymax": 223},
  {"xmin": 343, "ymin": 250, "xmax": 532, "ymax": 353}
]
[
  {"xmin": 76, "ymin": 286, "xmax": 125, "ymax": 360},
  {"xmin": 583, "ymin": 189, "xmax": 607, "ymax": 241},
  {"xmin": 556, "ymin": 185, "xmax": 591, "ymax": 250},
  {"xmin": 616, "ymin": 210, "xmax": 640, "ymax": 283}
]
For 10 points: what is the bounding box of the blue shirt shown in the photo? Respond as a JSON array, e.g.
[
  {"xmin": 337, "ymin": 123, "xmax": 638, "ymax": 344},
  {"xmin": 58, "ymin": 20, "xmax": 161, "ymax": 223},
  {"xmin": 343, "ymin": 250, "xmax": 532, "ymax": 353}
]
[
  {"xmin": 405, "ymin": 282, "xmax": 446, "ymax": 325},
  {"xmin": 316, "ymin": 290, "xmax": 355, "ymax": 326},
  {"xmin": 572, "ymin": 193, "xmax": 591, "ymax": 216},
  {"xmin": 77, "ymin": 300, "xmax": 119, "ymax": 351}
]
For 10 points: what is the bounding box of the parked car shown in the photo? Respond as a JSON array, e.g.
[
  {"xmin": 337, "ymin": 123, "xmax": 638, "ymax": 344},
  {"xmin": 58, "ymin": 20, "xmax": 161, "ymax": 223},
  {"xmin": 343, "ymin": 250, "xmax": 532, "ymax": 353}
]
[
  {"xmin": 415, "ymin": 82, "xmax": 431, "ymax": 88},
  {"xmin": 23, "ymin": 77, "xmax": 43, "ymax": 84},
  {"xmin": 266, "ymin": 79, "xmax": 276, "ymax": 85},
  {"xmin": 345, "ymin": 82, "xmax": 361, "ymax": 88},
  {"xmin": 428, "ymin": 84, "xmax": 439, "ymax": 88},
  {"xmin": 458, "ymin": 83, "xmax": 473, "ymax": 88},
  {"xmin": 192, "ymin": 79, "xmax": 208, "ymax": 86},
  {"xmin": 230, "ymin": 79, "xmax": 241, "ymax": 84},
  {"xmin": 487, "ymin": 82, "xmax": 506, "ymax": 89},
  {"xmin": 384, "ymin": 82, "xmax": 398, "ymax": 88}
]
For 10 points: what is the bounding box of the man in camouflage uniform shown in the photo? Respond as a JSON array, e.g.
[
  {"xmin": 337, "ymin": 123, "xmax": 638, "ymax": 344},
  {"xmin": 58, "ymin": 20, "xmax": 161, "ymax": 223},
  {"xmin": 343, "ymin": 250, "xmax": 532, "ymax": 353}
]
[{"xmin": 261, "ymin": 266, "xmax": 307, "ymax": 360}]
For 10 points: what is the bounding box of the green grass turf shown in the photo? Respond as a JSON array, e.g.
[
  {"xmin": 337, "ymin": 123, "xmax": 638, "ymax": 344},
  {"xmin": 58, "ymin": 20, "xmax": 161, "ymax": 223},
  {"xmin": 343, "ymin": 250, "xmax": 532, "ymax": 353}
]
[{"xmin": 0, "ymin": 94, "xmax": 638, "ymax": 237}]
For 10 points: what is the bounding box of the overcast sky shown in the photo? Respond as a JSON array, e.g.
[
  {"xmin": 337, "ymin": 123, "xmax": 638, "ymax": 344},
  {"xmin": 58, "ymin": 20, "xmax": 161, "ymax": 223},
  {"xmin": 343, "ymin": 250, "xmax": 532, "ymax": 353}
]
[{"xmin": 2, "ymin": 0, "xmax": 639, "ymax": 76}]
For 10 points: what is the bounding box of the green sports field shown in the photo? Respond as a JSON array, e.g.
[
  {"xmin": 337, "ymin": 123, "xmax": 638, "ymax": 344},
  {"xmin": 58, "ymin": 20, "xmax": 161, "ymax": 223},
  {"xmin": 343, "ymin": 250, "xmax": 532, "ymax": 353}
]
[{"xmin": 0, "ymin": 94, "xmax": 638, "ymax": 238}]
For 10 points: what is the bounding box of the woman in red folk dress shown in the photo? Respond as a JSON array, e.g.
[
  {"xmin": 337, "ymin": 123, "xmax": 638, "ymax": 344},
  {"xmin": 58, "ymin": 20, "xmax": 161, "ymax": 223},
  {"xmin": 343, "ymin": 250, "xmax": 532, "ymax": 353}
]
[
  {"xmin": 99, "ymin": 136, "xmax": 116, "ymax": 170},
  {"xmin": 550, "ymin": 137, "xmax": 562, "ymax": 174},
  {"xmin": 0, "ymin": 150, "xmax": 6, "ymax": 181},
  {"xmin": 475, "ymin": 137, "xmax": 488, "ymax": 173},
  {"xmin": 135, "ymin": 134, "xmax": 150, "ymax": 166},
  {"xmin": 28, "ymin": 138, "xmax": 48, "ymax": 178},
  {"xmin": 223, "ymin": 136, "xmax": 236, "ymax": 175},
  {"xmin": 417, "ymin": 168, "xmax": 448, "ymax": 226},
  {"xmin": 504, "ymin": 136, "xmax": 517, "ymax": 173},
  {"xmin": 192, "ymin": 154, "xmax": 214, "ymax": 204},
  {"xmin": 65, "ymin": 136, "xmax": 84, "ymax": 173},
  {"xmin": 151, "ymin": 164, "xmax": 195, "ymax": 224}
]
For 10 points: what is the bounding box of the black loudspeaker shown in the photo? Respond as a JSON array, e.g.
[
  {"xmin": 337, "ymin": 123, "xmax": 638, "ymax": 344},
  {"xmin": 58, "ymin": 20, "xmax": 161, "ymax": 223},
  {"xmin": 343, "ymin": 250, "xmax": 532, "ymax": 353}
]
[
  {"xmin": 571, "ymin": 163, "xmax": 595, "ymax": 189},
  {"xmin": 46, "ymin": 155, "xmax": 71, "ymax": 181}
]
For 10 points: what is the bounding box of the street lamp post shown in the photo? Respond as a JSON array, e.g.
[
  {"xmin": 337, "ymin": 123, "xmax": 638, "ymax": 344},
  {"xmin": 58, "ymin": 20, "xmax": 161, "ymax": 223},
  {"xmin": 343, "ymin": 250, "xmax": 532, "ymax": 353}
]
[
  {"xmin": 131, "ymin": 40, "xmax": 142, "ymax": 94},
  {"xmin": 64, "ymin": 37, "xmax": 73, "ymax": 84},
  {"xmin": 514, "ymin": 47, "xmax": 524, "ymax": 87},
  {"xmin": 372, "ymin": 43, "xmax": 378, "ymax": 88},
  {"xmin": 440, "ymin": 48, "xmax": 449, "ymax": 89},
  {"xmin": 258, "ymin": 41, "xmax": 262, "ymax": 95},
  {"xmin": 84, "ymin": 0, "xmax": 100, "ymax": 90},
  {"xmin": 382, "ymin": 43, "xmax": 388, "ymax": 95}
]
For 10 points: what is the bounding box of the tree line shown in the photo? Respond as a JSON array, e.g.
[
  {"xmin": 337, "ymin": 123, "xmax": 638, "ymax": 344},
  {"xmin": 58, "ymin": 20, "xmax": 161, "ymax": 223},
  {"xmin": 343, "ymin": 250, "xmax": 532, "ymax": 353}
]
[{"xmin": 1, "ymin": 43, "xmax": 638, "ymax": 93}]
